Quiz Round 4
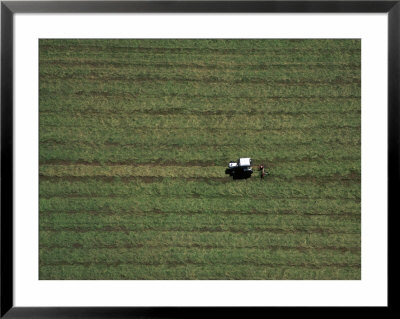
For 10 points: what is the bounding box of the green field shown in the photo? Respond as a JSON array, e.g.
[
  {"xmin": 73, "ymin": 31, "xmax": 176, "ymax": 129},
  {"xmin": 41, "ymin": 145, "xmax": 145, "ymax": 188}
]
[{"xmin": 39, "ymin": 39, "xmax": 361, "ymax": 280}]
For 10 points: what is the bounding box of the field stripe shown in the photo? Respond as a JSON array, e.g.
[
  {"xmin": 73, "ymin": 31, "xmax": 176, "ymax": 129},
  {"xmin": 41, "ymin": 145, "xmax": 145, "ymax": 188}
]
[
  {"xmin": 40, "ymin": 229, "xmax": 361, "ymax": 247},
  {"xmin": 40, "ymin": 75, "xmax": 360, "ymax": 86},
  {"xmin": 40, "ymin": 247, "xmax": 360, "ymax": 265},
  {"xmin": 40, "ymin": 60, "xmax": 361, "ymax": 71},
  {"xmin": 39, "ymin": 244, "xmax": 360, "ymax": 253},
  {"xmin": 40, "ymin": 38, "xmax": 360, "ymax": 48},
  {"xmin": 39, "ymin": 210, "xmax": 360, "ymax": 218},
  {"xmin": 38, "ymin": 164, "xmax": 360, "ymax": 179},
  {"xmin": 39, "ymin": 150, "xmax": 360, "ymax": 166},
  {"xmin": 39, "ymin": 195, "xmax": 361, "ymax": 212},
  {"xmin": 39, "ymin": 140, "xmax": 361, "ymax": 149},
  {"xmin": 39, "ymin": 123, "xmax": 361, "ymax": 130},
  {"xmin": 39, "ymin": 264, "xmax": 361, "ymax": 280},
  {"xmin": 39, "ymin": 246, "xmax": 360, "ymax": 265},
  {"xmin": 39, "ymin": 178, "xmax": 360, "ymax": 200},
  {"xmin": 39, "ymin": 137, "xmax": 361, "ymax": 148},
  {"xmin": 39, "ymin": 109, "xmax": 361, "ymax": 116},
  {"xmin": 40, "ymin": 262, "xmax": 361, "ymax": 269},
  {"xmin": 39, "ymin": 176, "xmax": 360, "ymax": 186},
  {"xmin": 38, "ymin": 156, "xmax": 360, "ymax": 166},
  {"xmin": 39, "ymin": 227, "xmax": 359, "ymax": 235},
  {"xmin": 40, "ymin": 43, "xmax": 361, "ymax": 53},
  {"xmin": 39, "ymin": 195, "xmax": 360, "ymax": 202},
  {"xmin": 40, "ymin": 91, "xmax": 361, "ymax": 99},
  {"xmin": 40, "ymin": 49, "xmax": 360, "ymax": 59},
  {"xmin": 39, "ymin": 96, "xmax": 360, "ymax": 110}
]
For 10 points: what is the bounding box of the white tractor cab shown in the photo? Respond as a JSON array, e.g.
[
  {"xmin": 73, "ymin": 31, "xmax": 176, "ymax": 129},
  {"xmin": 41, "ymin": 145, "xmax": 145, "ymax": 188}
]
[{"xmin": 225, "ymin": 157, "xmax": 253, "ymax": 179}]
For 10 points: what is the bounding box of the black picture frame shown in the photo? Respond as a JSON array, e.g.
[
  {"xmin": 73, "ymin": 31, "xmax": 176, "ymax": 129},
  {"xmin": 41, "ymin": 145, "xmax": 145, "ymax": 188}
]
[{"xmin": 1, "ymin": 0, "xmax": 395, "ymax": 317}]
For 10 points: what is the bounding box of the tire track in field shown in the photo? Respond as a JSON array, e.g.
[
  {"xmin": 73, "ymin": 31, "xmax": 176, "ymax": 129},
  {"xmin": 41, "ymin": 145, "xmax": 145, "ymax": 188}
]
[
  {"xmin": 38, "ymin": 176, "xmax": 361, "ymax": 186},
  {"xmin": 39, "ymin": 174, "xmax": 360, "ymax": 184},
  {"xmin": 41, "ymin": 93, "xmax": 360, "ymax": 102},
  {"xmin": 39, "ymin": 243, "xmax": 360, "ymax": 253},
  {"xmin": 39, "ymin": 194, "xmax": 361, "ymax": 202},
  {"xmin": 42, "ymin": 89, "xmax": 361, "ymax": 100},
  {"xmin": 40, "ymin": 123, "xmax": 361, "ymax": 131},
  {"xmin": 68, "ymin": 91, "xmax": 361, "ymax": 100},
  {"xmin": 39, "ymin": 210, "xmax": 361, "ymax": 219},
  {"xmin": 43, "ymin": 79, "xmax": 360, "ymax": 90},
  {"xmin": 39, "ymin": 139, "xmax": 361, "ymax": 148},
  {"xmin": 38, "ymin": 156, "xmax": 360, "ymax": 166},
  {"xmin": 39, "ymin": 226, "xmax": 360, "ymax": 235},
  {"xmin": 40, "ymin": 60, "xmax": 361, "ymax": 71},
  {"xmin": 40, "ymin": 74, "xmax": 361, "ymax": 86},
  {"xmin": 39, "ymin": 261, "xmax": 361, "ymax": 269},
  {"xmin": 39, "ymin": 109, "xmax": 361, "ymax": 116},
  {"xmin": 40, "ymin": 44, "xmax": 361, "ymax": 55}
]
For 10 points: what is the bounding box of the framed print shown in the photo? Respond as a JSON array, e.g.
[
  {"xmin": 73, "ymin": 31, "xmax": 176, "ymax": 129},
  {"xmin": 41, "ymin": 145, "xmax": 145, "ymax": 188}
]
[{"xmin": 1, "ymin": 0, "xmax": 395, "ymax": 317}]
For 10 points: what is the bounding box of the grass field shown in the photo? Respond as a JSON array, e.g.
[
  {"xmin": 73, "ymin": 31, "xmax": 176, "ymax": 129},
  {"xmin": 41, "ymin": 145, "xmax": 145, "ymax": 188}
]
[{"xmin": 39, "ymin": 39, "xmax": 361, "ymax": 280}]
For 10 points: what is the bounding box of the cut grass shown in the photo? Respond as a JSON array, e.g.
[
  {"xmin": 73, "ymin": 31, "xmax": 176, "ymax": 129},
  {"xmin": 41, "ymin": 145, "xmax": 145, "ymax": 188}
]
[
  {"xmin": 39, "ymin": 179, "xmax": 360, "ymax": 200},
  {"xmin": 40, "ymin": 246, "xmax": 361, "ymax": 267},
  {"xmin": 40, "ymin": 211, "xmax": 360, "ymax": 233},
  {"xmin": 39, "ymin": 39, "xmax": 361, "ymax": 280},
  {"xmin": 40, "ymin": 230, "xmax": 361, "ymax": 250},
  {"xmin": 39, "ymin": 264, "xmax": 361, "ymax": 280},
  {"xmin": 39, "ymin": 95, "xmax": 360, "ymax": 114},
  {"xmin": 39, "ymin": 147, "xmax": 360, "ymax": 165}
]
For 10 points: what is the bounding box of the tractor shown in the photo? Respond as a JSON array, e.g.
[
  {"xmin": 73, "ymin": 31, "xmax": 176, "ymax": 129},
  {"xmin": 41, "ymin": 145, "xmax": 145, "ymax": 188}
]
[{"xmin": 225, "ymin": 158, "xmax": 253, "ymax": 179}]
